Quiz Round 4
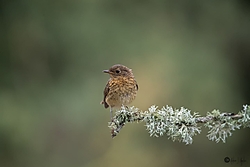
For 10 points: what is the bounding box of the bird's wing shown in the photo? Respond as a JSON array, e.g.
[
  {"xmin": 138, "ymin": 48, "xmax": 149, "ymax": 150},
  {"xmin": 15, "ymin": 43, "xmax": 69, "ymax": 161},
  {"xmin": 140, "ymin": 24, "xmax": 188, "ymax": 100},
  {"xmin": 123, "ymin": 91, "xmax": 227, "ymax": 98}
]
[
  {"xmin": 102, "ymin": 80, "xmax": 110, "ymax": 108},
  {"xmin": 136, "ymin": 80, "xmax": 139, "ymax": 90}
]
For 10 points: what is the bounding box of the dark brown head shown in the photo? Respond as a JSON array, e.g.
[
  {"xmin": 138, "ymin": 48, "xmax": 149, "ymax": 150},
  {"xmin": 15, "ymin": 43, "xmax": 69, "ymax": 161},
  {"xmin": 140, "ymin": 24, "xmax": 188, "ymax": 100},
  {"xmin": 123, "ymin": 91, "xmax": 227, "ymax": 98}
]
[{"xmin": 103, "ymin": 64, "xmax": 134, "ymax": 78}]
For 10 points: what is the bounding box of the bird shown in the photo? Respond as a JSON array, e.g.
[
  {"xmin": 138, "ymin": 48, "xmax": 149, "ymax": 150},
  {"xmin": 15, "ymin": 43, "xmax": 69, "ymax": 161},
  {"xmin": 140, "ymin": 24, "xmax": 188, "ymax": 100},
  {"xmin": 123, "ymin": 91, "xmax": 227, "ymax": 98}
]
[{"xmin": 101, "ymin": 64, "xmax": 138, "ymax": 121}]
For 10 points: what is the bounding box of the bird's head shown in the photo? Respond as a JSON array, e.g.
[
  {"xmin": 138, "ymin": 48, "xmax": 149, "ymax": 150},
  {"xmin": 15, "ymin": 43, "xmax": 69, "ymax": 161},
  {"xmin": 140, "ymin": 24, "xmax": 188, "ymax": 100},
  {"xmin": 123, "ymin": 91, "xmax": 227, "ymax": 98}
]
[{"xmin": 103, "ymin": 64, "xmax": 134, "ymax": 78}]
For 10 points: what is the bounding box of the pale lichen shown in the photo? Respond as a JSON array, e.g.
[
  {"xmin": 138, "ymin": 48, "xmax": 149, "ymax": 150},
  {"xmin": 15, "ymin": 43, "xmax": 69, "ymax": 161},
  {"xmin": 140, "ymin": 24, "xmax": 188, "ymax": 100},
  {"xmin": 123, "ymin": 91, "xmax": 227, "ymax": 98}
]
[{"xmin": 108, "ymin": 104, "xmax": 249, "ymax": 144}]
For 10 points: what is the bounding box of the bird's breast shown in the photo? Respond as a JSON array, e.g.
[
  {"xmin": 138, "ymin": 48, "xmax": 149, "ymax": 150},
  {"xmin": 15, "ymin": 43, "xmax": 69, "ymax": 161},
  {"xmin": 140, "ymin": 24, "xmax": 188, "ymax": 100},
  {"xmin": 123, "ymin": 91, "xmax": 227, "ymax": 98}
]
[{"xmin": 106, "ymin": 77, "xmax": 138, "ymax": 107}]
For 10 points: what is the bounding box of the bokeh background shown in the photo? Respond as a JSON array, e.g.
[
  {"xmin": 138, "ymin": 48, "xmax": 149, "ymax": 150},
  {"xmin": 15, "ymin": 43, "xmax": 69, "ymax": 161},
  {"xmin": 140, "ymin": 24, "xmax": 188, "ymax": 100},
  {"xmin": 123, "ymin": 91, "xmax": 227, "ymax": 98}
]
[{"xmin": 1, "ymin": 1, "xmax": 250, "ymax": 167}]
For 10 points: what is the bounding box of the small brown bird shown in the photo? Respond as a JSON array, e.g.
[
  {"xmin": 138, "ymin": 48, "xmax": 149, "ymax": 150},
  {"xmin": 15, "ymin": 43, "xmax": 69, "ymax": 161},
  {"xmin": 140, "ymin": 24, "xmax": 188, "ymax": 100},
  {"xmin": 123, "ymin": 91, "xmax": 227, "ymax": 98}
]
[{"xmin": 101, "ymin": 64, "xmax": 138, "ymax": 121}]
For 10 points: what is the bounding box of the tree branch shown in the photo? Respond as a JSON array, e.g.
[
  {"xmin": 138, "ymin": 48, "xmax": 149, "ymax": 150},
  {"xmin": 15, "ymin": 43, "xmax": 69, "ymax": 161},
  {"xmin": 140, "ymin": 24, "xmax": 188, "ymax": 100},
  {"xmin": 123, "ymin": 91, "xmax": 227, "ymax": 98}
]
[{"xmin": 108, "ymin": 105, "xmax": 250, "ymax": 144}]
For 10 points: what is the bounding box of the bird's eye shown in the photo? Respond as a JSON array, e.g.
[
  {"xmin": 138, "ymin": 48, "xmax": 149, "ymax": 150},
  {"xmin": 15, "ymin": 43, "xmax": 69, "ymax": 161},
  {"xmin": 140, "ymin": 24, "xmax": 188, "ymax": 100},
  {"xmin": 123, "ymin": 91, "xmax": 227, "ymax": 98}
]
[{"xmin": 115, "ymin": 70, "xmax": 121, "ymax": 73}]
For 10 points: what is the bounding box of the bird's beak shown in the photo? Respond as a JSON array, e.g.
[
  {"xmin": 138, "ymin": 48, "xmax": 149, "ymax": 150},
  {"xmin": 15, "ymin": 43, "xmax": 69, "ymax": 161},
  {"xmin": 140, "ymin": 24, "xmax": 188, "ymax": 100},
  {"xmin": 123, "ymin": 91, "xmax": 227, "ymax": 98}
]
[{"xmin": 103, "ymin": 70, "xmax": 110, "ymax": 74}]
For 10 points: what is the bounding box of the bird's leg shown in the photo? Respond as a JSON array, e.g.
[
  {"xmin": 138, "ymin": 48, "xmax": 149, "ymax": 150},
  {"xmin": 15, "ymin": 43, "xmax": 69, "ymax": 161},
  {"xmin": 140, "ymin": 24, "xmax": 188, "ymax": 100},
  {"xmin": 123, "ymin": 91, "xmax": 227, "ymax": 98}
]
[{"xmin": 110, "ymin": 107, "xmax": 113, "ymax": 122}]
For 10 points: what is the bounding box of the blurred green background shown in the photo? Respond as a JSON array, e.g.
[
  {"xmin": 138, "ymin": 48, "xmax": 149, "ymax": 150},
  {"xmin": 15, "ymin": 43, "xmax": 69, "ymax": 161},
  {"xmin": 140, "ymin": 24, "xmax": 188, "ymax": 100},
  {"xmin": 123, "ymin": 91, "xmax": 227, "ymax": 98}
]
[{"xmin": 1, "ymin": 1, "xmax": 250, "ymax": 167}]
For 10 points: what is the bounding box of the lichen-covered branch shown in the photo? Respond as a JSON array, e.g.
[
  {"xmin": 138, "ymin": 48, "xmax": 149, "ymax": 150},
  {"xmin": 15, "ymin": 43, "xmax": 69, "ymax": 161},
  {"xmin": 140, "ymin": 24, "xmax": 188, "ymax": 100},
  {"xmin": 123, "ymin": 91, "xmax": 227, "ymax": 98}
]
[{"xmin": 108, "ymin": 104, "xmax": 250, "ymax": 145}]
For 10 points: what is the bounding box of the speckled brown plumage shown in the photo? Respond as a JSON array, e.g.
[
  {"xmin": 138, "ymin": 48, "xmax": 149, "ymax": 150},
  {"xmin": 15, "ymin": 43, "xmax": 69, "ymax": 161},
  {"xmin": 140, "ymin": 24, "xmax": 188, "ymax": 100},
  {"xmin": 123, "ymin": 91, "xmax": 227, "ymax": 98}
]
[{"xmin": 101, "ymin": 64, "xmax": 138, "ymax": 120}]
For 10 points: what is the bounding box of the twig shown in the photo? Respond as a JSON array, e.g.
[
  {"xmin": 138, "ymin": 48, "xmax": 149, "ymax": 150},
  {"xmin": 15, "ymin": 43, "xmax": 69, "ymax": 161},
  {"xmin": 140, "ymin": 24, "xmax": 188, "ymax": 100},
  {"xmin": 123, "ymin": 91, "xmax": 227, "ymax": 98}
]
[{"xmin": 107, "ymin": 105, "xmax": 250, "ymax": 144}]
